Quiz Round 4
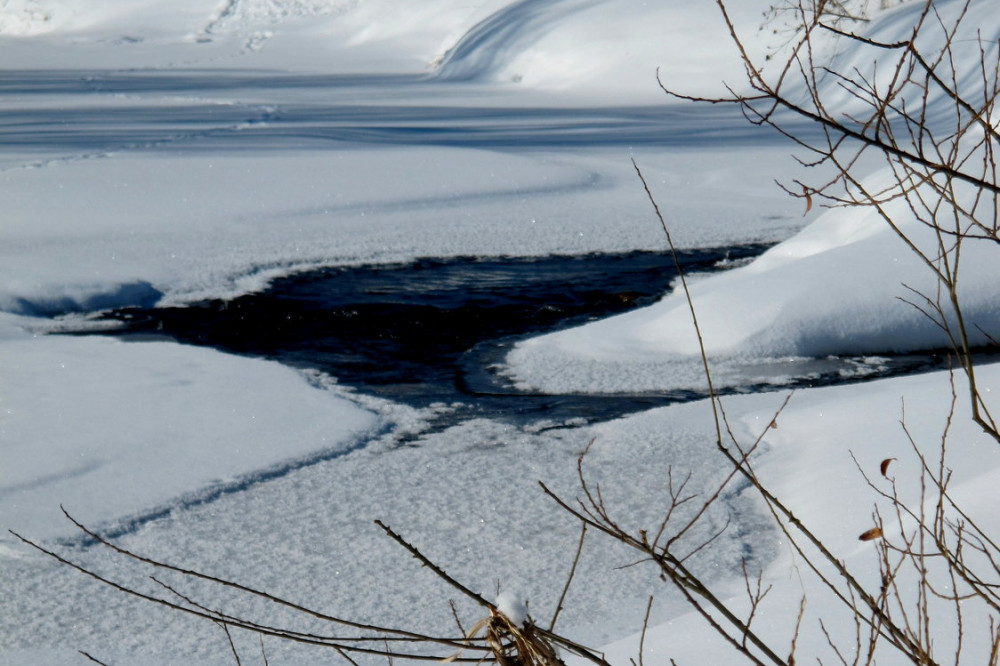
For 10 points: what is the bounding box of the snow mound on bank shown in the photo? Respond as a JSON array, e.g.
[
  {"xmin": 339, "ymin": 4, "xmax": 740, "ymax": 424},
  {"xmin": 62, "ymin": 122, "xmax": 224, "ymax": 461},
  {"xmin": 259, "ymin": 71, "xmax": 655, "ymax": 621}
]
[
  {"xmin": 0, "ymin": 0, "xmax": 64, "ymax": 36},
  {"xmin": 207, "ymin": 0, "xmax": 358, "ymax": 29},
  {"xmin": 0, "ymin": 0, "xmax": 780, "ymax": 99},
  {"xmin": 433, "ymin": 0, "xmax": 775, "ymax": 97},
  {"xmin": 0, "ymin": 0, "xmax": 221, "ymax": 38},
  {"xmin": 504, "ymin": 164, "xmax": 1000, "ymax": 394},
  {"xmin": 0, "ymin": 0, "xmax": 353, "ymax": 37},
  {"xmin": 812, "ymin": 0, "xmax": 1000, "ymax": 115},
  {"xmin": 433, "ymin": 0, "xmax": 605, "ymax": 81}
]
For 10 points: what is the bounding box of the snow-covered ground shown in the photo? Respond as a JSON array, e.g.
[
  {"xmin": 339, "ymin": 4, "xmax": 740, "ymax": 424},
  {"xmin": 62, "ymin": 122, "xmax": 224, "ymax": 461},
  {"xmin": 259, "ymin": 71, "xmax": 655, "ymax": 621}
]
[
  {"xmin": 1, "ymin": 0, "xmax": 998, "ymax": 664},
  {"xmin": 596, "ymin": 364, "xmax": 1000, "ymax": 664}
]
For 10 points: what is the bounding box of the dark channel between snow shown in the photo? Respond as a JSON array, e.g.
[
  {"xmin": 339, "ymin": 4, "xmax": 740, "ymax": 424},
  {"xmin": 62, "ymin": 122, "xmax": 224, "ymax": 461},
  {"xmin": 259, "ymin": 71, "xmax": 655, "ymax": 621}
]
[{"xmin": 88, "ymin": 246, "xmax": 947, "ymax": 426}]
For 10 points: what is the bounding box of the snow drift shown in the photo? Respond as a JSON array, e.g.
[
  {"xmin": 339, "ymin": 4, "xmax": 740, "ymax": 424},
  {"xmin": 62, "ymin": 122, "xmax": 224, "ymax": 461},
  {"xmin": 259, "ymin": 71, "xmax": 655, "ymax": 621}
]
[{"xmin": 503, "ymin": 0, "xmax": 1000, "ymax": 394}]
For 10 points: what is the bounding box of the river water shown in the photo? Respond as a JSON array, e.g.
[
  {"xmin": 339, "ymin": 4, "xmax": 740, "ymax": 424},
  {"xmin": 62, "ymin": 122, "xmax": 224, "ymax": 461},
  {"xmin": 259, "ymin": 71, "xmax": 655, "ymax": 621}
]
[{"xmin": 86, "ymin": 244, "xmax": 946, "ymax": 427}]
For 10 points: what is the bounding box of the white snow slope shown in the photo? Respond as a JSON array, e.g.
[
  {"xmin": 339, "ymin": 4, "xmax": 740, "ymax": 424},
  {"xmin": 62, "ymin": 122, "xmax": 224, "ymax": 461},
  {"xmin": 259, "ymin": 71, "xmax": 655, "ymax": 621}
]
[
  {"xmin": 504, "ymin": 0, "xmax": 1000, "ymax": 394},
  {"xmin": 1, "ymin": 0, "xmax": 998, "ymax": 665}
]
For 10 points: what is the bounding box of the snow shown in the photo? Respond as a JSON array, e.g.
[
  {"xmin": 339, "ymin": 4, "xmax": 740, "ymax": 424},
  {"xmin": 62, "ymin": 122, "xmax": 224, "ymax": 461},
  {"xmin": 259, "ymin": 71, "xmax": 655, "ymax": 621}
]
[
  {"xmin": 504, "ymin": 166, "xmax": 1000, "ymax": 393},
  {"xmin": 1, "ymin": 0, "xmax": 998, "ymax": 664},
  {"xmin": 593, "ymin": 364, "xmax": 1000, "ymax": 665},
  {"xmin": 503, "ymin": 3, "xmax": 1000, "ymax": 394},
  {"xmin": 0, "ymin": 315, "xmax": 379, "ymax": 541},
  {"xmin": 496, "ymin": 589, "xmax": 529, "ymax": 627}
]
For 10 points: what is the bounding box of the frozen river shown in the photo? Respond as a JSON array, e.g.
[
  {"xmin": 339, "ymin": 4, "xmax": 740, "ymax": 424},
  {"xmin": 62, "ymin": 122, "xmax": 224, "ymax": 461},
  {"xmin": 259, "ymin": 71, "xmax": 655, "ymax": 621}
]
[{"xmin": 2, "ymin": 65, "xmax": 812, "ymax": 664}]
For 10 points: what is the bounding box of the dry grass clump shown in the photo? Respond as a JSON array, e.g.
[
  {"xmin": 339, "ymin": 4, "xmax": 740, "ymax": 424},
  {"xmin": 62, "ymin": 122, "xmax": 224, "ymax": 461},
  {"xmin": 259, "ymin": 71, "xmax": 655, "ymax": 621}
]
[{"xmin": 450, "ymin": 606, "xmax": 564, "ymax": 666}]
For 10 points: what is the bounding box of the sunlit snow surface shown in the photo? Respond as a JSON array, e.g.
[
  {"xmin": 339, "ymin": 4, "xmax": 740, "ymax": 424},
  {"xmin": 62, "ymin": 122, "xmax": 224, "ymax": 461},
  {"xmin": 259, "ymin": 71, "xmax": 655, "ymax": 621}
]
[
  {"xmin": 503, "ymin": 0, "xmax": 1000, "ymax": 395},
  {"xmin": 1, "ymin": 0, "xmax": 999, "ymax": 664}
]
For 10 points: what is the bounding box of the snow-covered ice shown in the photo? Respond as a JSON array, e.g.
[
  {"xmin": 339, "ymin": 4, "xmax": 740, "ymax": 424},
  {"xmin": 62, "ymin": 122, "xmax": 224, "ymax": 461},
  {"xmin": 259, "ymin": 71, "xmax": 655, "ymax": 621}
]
[{"xmin": 0, "ymin": 318, "xmax": 379, "ymax": 541}]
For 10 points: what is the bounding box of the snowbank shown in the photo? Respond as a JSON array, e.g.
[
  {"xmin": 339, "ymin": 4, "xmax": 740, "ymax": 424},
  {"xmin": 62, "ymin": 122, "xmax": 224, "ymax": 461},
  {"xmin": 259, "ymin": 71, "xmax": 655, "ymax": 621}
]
[
  {"xmin": 0, "ymin": 314, "xmax": 379, "ymax": 543},
  {"xmin": 0, "ymin": 0, "xmax": 775, "ymax": 99},
  {"xmin": 504, "ymin": 166, "xmax": 1000, "ymax": 393},
  {"xmin": 433, "ymin": 0, "xmax": 773, "ymax": 99},
  {"xmin": 813, "ymin": 0, "xmax": 1000, "ymax": 115},
  {"xmin": 504, "ymin": 0, "xmax": 1000, "ymax": 394},
  {"xmin": 588, "ymin": 362, "xmax": 1000, "ymax": 665}
]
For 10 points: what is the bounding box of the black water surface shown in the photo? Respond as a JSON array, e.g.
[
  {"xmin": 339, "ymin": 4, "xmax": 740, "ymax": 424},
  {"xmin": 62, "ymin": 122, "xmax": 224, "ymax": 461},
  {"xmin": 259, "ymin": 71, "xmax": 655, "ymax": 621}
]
[{"xmin": 95, "ymin": 246, "xmax": 769, "ymax": 422}]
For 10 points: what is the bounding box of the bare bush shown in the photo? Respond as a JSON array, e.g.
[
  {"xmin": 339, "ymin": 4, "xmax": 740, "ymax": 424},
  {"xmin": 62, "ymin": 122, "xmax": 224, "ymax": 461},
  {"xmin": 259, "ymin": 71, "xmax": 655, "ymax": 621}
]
[
  {"xmin": 540, "ymin": 0, "xmax": 1000, "ymax": 663},
  {"xmin": 699, "ymin": 0, "xmax": 1000, "ymax": 441}
]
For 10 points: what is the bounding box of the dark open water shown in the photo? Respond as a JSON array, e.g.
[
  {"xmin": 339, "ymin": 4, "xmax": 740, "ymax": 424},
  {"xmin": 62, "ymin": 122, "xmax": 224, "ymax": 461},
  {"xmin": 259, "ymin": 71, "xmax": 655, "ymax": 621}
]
[{"xmin": 89, "ymin": 245, "xmax": 947, "ymax": 425}]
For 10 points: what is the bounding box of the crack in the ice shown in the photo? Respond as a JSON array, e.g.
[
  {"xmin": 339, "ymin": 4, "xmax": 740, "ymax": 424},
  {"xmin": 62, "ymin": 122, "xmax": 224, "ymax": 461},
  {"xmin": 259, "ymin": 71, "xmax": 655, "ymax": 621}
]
[{"xmin": 56, "ymin": 418, "xmax": 391, "ymax": 549}]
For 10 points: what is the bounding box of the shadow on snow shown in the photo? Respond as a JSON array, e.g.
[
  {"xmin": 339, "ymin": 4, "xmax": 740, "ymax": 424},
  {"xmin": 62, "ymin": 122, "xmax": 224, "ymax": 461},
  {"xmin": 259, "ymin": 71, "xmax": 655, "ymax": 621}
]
[{"xmin": 0, "ymin": 69, "xmax": 816, "ymax": 154}]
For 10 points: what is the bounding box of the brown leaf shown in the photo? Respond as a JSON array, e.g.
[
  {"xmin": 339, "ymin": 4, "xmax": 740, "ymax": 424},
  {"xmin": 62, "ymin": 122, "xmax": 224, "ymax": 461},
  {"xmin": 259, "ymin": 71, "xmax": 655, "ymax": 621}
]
[
  {"xmin": 858, "ymin": 528, "xmax": 883, "ymax": 542},
  {"xmin": 769, "ymin": 419, "xmax": 779, "ymax": 430},
  {"xmin": 803, "ymin": 186, "xmax": 813, "ymax": 215},
  {"xmin": 880, "ymin": 458, "xmax": 897, "ymax": 478}
]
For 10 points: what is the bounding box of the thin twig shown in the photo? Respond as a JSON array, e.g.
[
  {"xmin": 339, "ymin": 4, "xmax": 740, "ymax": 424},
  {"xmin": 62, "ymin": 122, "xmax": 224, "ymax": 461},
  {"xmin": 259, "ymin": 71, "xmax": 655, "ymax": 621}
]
[
  {"xmin": 78, "ymin": 652, "xmax": 112, "ymax": 666},
  {"xmin": 549, "ymin": 524, "xmax": 588, "ymax": 632}
]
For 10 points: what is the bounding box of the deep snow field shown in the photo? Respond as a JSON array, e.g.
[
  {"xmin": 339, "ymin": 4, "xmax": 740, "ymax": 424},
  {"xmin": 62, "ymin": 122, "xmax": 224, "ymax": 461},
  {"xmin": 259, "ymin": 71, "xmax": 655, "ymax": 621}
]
[{"xmin": 1, "ymin": 0, "xmax": 998, "ymax": 664}]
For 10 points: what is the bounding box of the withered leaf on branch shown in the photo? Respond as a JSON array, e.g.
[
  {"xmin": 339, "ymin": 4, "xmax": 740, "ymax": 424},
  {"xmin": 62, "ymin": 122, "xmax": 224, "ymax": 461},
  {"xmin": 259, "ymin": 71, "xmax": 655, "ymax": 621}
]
[
  {"xmin": 858, "ymin": 528, "xmax": 884, "ymax": 542},
  {"xmin": 880, "ymin": 458, "xmax": 897, "ymax": 478}
]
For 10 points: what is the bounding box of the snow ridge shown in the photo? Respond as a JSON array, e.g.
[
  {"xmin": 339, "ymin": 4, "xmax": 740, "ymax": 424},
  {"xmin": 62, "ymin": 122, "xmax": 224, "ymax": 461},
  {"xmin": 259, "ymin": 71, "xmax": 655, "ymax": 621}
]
[{"xmin": 433, "ymin": 0, "xmax": 604, "ymax": 81}]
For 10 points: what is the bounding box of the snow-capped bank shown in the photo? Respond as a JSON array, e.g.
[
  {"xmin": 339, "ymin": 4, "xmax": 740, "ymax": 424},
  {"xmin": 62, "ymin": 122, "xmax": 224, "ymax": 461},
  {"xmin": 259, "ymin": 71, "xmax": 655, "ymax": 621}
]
[
  {"xmin": 0, "ymin": 0, "xmax": 510, "ymax": 74},
  {"xmin": 0, "ymin": 0, "xmax": 775, "ymax": 101},
  {"xmin": 503, "ymin": 165, "xmax": 1000, "ymax": 394},
  {"xmin": 812, "ymin": 0, "xmax": 1000, "ymax": 115},
  {"xmin": 432, "ymin": 0, "xmax": 772, "ymax": 99},
  {"xmin": 587, "ymin": 362, "xmax": 1000, "ymax": 665},
  {"xmin": 0, "ymin": 313, "xmax": 379, "ymax": 544}
]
